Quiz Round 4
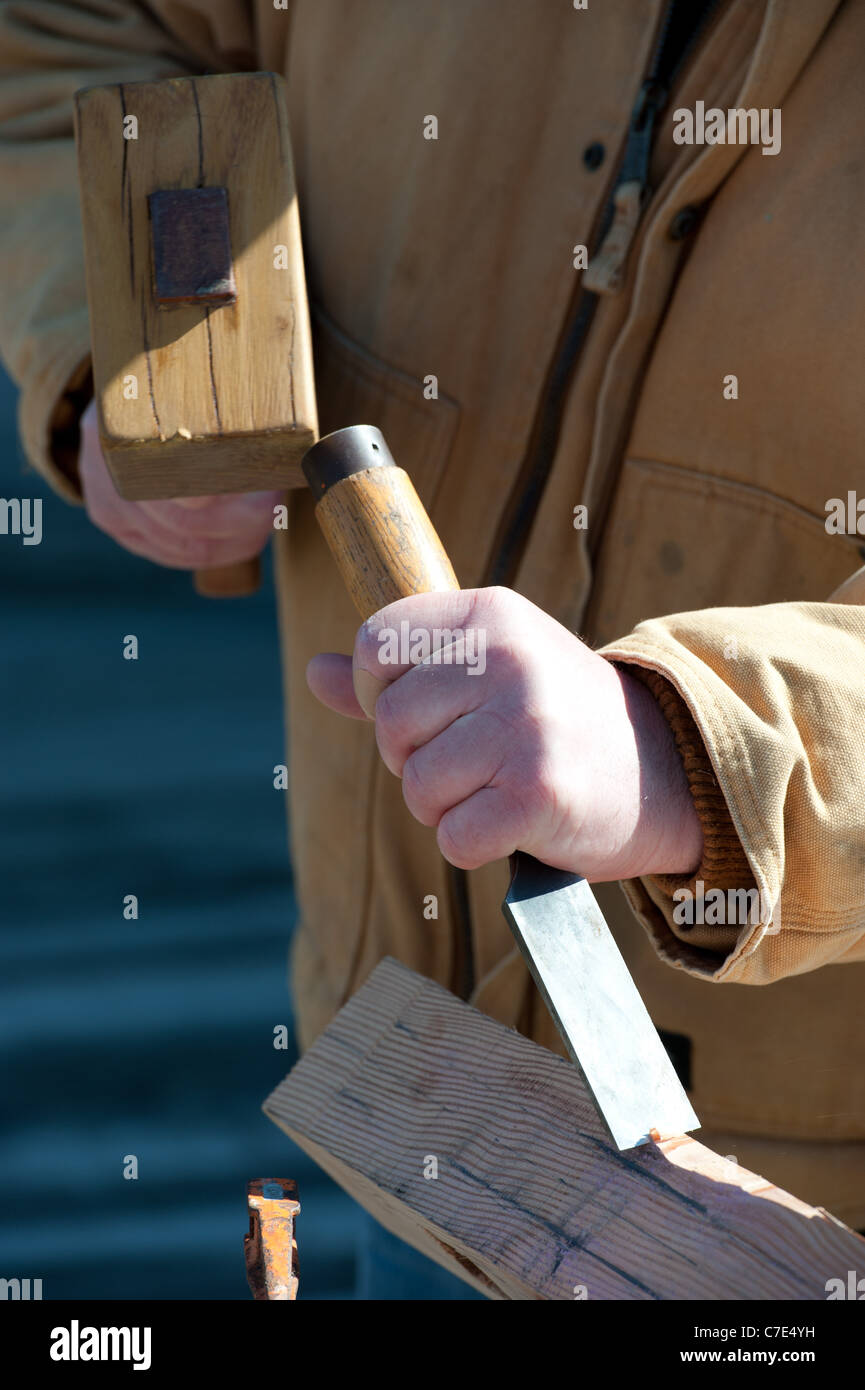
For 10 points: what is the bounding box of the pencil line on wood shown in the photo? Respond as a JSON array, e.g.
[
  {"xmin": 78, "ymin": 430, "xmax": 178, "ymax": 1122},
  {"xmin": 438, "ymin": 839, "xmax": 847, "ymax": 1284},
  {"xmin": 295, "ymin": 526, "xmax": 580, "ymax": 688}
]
[
  {"xmin": 204, "ymin": 308, "xmax": 222, "ymax": 432},
  {"xmin": 288, "ymin": 296, "xmax": 297, "ymax": 424},
  {"xmin": 191, "ymin": 78, "xmax": 205, "ymax": 188},
  {"xmin": 118, "ymin": 86, "xmax": 135, "ymax": 291},
  {"xmin": 139, "ymin": 298, "xmax": 161, "ymax": 436}
]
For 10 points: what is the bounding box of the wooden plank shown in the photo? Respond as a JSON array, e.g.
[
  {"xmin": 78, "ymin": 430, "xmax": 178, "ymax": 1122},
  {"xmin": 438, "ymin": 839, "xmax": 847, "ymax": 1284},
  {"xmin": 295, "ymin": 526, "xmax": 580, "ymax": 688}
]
[
  {"xmin": 74, "ymin": 72, "xmax": 317, "ymax": 499},
  {"xmin": 264, "ymin": 958, "xmax": 865, "ymax": 1300}
]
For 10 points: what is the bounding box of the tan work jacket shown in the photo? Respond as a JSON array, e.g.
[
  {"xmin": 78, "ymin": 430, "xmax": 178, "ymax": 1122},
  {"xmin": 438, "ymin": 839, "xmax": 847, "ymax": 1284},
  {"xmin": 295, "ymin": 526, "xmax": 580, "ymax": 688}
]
[{"xmin": 2, "ymin": 0, "xmax": 864, "ymax": 1223}]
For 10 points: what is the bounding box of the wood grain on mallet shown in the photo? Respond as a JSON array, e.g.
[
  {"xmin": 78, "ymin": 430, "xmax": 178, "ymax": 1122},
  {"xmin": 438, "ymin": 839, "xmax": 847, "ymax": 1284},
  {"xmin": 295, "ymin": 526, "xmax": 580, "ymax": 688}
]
[
  {"xmin": 74, "ymin": 72, "xmax": 317, "ymax": 499},
  {"xmin": 264, "ymin": 958, "xmax": 865, "ymax": 1301}
]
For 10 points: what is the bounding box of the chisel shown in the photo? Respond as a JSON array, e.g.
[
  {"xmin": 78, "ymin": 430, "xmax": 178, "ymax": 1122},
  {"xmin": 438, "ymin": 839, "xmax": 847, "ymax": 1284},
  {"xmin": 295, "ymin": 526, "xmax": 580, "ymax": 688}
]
[{"xmin": 302, "ymin": 423, "xmax": 700, "ymax": 1151}]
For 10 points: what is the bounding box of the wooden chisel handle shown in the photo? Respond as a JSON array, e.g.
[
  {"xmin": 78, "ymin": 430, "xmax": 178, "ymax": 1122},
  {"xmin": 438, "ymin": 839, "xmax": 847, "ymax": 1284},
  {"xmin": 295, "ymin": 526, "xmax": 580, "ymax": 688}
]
[
  {"xmin": 194, "ymin": 556, "xmax": 261, "ymax": 599},
  {"xmin": 302, "ymin": 426, "xmax": 458, "ymax": 620}
]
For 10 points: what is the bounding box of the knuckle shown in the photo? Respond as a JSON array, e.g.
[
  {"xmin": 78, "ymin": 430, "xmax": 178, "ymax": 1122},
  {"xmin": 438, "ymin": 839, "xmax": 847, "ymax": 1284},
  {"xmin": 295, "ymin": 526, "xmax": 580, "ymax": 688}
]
[
  {"xmin": 512, "ymin": 760, "xmax": 554, "ymax": 826},
  {"xmin": 436, "ymin": 816, "xmax": 468, "ymax": 867},
  {"xmin": 372, "ymin": 685, "xmax": 398, "ymax": 741},
  {"xmin": 374, "ymin": 685, "xmax": 412, "ymax": 751},
  {"xmin": 401, "ymin": 755, "xmax": 436, "ymax": 823},
  {"xmin": 373, "ymin": 694, "xmax": 407, "ymax": 773},
  {"xmin": 438, "ymin": 809, "xmax": 488, "ymax": 870}
]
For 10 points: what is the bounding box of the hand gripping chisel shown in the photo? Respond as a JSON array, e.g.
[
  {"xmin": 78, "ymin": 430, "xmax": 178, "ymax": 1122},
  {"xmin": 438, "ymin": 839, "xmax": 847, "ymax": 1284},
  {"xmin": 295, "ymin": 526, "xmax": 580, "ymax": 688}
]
[{"xmin": 301, "ymin": 424, "xmax": 700, "ymax": 1151}]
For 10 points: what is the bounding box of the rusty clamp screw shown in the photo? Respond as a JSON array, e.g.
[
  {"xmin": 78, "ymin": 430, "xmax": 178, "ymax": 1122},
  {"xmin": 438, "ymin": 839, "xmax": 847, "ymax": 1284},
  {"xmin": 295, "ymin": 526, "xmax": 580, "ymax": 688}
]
[{"xmin": 244, "ymin": 1178, "xmax": 300, "ymax": 1301}]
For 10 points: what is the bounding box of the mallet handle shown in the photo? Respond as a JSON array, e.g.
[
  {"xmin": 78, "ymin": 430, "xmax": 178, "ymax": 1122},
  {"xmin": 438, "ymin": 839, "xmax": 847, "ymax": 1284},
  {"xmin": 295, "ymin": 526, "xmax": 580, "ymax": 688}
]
[
  {"xmin": 194, "ymin": 557, "xmax": 261, "ymax": 599},
  {"xmin": 302, "ymin": 426, "xmax": 458, "ymax": 620}
]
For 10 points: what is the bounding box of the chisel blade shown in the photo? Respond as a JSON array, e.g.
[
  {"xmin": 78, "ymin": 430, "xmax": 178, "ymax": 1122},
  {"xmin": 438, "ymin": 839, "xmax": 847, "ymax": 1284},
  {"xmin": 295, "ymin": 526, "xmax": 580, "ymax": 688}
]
[{"xmin": 503, "ymin": 852, "xmax": 700, "ymax": 1151}]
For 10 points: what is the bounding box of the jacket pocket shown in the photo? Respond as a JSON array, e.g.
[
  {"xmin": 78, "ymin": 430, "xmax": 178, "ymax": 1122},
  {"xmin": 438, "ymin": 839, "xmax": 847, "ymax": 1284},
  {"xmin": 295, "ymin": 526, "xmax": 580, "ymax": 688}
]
[
  {"xmin": 585, "ymin": 458, "xmax": 863, "ymax": 648},
  {"xmin": 311, "ymin": 303, "xmax": 460, "ymax": 511}
]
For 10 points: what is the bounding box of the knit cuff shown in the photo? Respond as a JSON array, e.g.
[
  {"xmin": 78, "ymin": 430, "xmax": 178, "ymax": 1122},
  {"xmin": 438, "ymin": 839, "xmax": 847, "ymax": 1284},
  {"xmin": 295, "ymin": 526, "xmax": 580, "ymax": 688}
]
[
  {"xmin": 622, "ymin": 664, "xmax": 756, "ymax": 942},
  {"xmin": 46, "ymin": 354, "xmax": 92, "ymax": 497}
]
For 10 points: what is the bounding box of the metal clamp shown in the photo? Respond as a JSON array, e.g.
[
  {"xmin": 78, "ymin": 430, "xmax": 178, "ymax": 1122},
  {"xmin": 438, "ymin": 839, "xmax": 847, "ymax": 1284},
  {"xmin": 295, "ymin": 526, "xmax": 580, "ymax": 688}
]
[{"xmin": 244, "ymin": 1178, "xmax": 300, "ymax": 1300}]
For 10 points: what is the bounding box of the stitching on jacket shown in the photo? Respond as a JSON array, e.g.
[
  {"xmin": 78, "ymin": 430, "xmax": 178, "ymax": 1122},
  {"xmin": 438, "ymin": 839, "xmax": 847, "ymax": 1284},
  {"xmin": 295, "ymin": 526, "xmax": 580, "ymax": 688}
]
[{"xmin": 627, "ymin": 455, "xmax": 864, "ymax": 544}]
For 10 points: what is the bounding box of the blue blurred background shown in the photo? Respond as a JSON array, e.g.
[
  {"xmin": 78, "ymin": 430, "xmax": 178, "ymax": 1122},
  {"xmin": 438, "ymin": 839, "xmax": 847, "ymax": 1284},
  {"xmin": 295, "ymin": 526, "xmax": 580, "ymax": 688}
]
[{"xmin": 0, "ymin": 364, "xmax": 361, "ymax": 1299}]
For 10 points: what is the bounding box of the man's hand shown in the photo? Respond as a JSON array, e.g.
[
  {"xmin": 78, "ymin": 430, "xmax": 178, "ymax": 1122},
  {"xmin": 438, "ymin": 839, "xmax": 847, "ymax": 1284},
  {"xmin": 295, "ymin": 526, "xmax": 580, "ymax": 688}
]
[
  {"xmin": 306, "ymin": 587, "xmax": 703, "ymax": 881},
  {"xmin": 78, "ymin": 398, "xmax": 280, "ymax": 569}
]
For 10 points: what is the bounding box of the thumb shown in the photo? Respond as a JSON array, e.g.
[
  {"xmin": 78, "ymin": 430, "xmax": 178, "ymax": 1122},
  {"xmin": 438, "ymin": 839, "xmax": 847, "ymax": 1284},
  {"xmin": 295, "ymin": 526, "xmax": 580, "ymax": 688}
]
[{"xmin": 306, "ymin": 652, "xmax": 368, "ymax": 720}]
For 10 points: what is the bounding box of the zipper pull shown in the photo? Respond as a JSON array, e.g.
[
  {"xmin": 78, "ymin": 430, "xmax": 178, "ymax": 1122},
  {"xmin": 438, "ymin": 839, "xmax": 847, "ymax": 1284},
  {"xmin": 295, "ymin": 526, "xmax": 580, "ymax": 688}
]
[{"xmin": 584, "ymin": 79, "xmax": 666, "ymax": 296}]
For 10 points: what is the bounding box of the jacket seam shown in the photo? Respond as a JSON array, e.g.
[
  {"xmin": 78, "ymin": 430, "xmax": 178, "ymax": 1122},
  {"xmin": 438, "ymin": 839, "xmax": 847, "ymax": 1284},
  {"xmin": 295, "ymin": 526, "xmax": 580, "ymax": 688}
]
[{"xmin": 624, "ymin": 454, "xmax": 864, "ymax": 544}]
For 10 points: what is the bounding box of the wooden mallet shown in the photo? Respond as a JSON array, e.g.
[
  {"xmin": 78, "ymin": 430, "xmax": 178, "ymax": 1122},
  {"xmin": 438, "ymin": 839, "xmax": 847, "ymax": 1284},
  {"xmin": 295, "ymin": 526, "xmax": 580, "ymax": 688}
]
[{"xmin": 74, "ymin": 72, "xmax": 317, "ymax": 596}]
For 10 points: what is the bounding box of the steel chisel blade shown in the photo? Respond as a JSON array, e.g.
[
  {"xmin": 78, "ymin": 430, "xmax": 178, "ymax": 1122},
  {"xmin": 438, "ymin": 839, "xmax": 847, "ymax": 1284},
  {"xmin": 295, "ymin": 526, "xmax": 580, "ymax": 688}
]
[{"xmin": 503, "ymin": 852, "xmax": 700, "ymax": 1151}]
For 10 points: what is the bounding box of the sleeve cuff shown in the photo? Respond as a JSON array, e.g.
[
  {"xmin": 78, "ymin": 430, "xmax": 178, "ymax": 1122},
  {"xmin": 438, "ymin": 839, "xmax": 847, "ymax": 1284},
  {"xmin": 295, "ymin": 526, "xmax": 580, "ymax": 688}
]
[
  {"xmin": 17, "ymin": 341, "xmax": 92, "ymax": 503},
  {"xmin": 46, "ymin": 353, "xmax": 92, "ymax": 498},
  {"xmin": 619, "ymin": 663, "xmax": 756, "ymax": 958}
]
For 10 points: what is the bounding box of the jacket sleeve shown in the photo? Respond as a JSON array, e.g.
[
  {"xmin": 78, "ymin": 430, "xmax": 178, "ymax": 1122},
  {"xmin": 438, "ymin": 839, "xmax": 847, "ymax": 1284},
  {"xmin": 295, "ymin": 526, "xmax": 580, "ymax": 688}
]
[
  {"xmin": 0, "ymin": 0, "xmax": 256, "ymax": 500},
  {"xmin": 600, "ymin": 582, "xmax": 865, "ymax": 986}
]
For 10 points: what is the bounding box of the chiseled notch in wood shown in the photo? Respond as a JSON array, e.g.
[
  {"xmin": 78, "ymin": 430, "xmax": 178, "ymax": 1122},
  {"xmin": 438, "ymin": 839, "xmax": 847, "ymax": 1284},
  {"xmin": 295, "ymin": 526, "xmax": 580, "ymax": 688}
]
[{"xmin": 264, "ymin": 957, "xmax": 865, "ymax": 1301}]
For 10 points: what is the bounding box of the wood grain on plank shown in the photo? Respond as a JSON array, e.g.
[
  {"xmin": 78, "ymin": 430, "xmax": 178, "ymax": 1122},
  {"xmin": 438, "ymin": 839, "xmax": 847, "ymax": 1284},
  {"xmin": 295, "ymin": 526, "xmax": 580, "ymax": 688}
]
[
  {"xmin": 264, "ymin": 957, "xmax": 865, "ymax": 1300},
  {"xmin": 74, "ymin": 72, "xmax": 317, "ymax": 499}
]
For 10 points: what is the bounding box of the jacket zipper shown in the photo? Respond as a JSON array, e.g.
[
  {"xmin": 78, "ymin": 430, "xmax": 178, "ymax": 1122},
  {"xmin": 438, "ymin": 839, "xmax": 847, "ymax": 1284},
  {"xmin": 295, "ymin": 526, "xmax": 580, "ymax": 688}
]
[
  {"xmin": 484, "ymin": 1, "xmax": 721, "ymax": 590},
  {"xmin": 450, "ymin": 0, "xmax": 723, "ymax": 1003},
  {"xmin": 586, "ymin": 0, "xmax": 724, "ymax": 562}
]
